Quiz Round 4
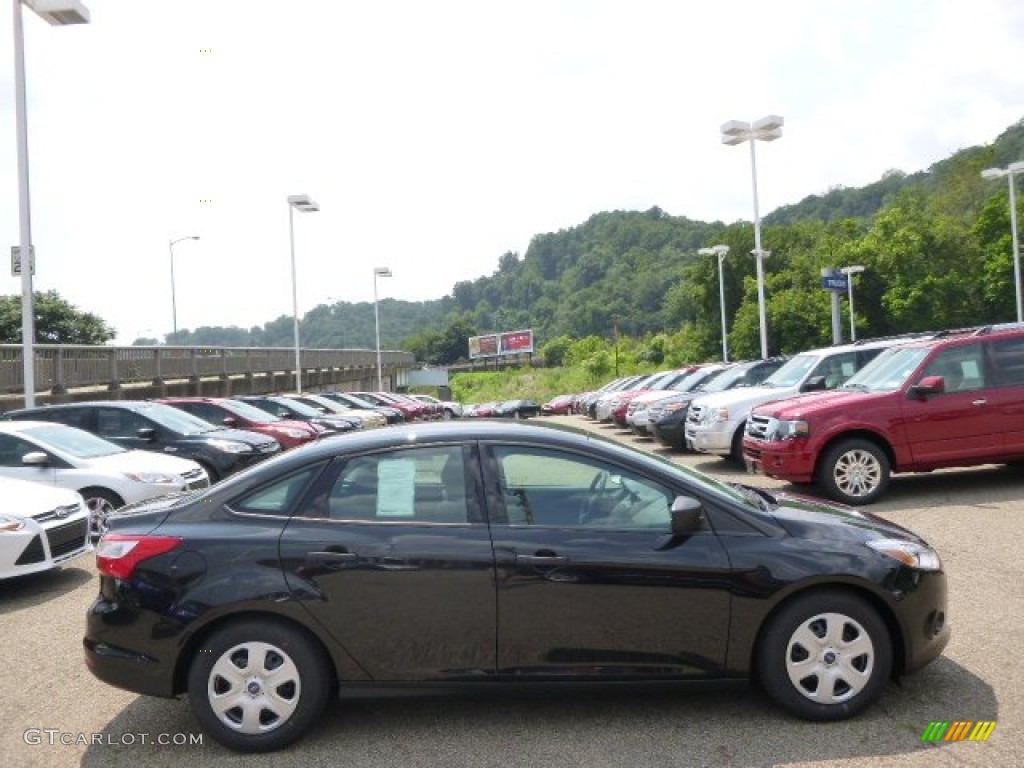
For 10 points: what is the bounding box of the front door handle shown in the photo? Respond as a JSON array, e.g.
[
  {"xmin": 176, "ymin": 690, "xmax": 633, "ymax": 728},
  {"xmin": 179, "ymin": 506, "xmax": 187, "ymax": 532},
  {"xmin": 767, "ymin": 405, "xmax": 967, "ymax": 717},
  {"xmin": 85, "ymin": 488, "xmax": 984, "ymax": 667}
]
[
  {"xmin": 971, "ymin": 399, "xmax": 988, "ymax": 406},
  {"xmin": 515, "ymin": 553, "xmax": 568, "ymax": 565}
]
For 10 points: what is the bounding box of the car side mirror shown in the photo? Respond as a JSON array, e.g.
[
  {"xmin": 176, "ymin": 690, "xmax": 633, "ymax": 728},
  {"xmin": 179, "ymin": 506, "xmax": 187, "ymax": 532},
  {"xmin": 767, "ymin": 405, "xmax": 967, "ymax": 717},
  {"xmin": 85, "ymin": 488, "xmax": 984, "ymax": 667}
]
[
  {"xmin": 223, "ymin": 416, "xmax": 238, "ymax": 427},
  {"xmin": 802, "ymin": 376, "xmax": 827, "ymax": 392},
  {"xmin": 670, "ymin": 495, "xmax": 704, "ymax": 535},
  {"xmin": 136, "ymin": 427, "xmax": 157, "ymax": 440},
  {"xmin": 908, "ymin": 375, "xmax": 944, "ymax": 400},
  {"xmin": 22, "ymin": 451, "xmax": 49, "ymax": 467}
]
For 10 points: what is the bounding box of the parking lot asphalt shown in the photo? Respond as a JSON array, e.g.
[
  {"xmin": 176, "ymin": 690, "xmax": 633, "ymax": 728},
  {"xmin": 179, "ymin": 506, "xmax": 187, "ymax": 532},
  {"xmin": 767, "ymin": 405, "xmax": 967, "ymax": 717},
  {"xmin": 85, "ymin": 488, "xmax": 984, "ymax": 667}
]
[{"xmin": 3, "ymin": 414, "xmax": 1022, "ymax": 768}]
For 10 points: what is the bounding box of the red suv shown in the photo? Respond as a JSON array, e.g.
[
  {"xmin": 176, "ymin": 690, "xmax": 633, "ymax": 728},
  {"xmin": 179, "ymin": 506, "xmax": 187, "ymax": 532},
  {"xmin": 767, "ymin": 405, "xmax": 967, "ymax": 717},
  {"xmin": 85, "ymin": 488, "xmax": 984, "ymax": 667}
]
[{"xmin": 743, "ymin": 324, "xmax": 1024, "ymax": 504}]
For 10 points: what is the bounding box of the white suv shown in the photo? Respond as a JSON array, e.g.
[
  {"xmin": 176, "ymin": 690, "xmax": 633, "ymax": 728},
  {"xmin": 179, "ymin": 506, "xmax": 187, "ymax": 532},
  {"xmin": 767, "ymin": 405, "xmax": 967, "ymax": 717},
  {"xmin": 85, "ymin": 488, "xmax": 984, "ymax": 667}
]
[{"xmin": 684, "ymin": 338, "xmax": 912, "ymax": 462}]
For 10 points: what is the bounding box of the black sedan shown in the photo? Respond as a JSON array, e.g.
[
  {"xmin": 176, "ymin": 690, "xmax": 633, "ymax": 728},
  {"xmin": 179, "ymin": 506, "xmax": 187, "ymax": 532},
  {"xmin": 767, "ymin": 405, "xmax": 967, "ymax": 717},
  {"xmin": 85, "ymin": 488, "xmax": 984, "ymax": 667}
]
[
  {"xmin": 494, "ymin": 399, "xmax": 541, "ymax": 418},
  {"xmin": 86, "ymin": 421, "xmax": 949, "ymax": 752}
]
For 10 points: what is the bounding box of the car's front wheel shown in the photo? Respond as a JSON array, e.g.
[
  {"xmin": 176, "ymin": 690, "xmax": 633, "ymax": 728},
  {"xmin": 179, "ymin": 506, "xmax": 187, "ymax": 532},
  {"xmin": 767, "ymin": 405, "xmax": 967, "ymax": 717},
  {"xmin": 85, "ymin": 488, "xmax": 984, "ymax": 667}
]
[
  {"xmin": 818, "ymin": 438, "xmax": 890, "ymax": 505},
  {"xmin": 187, "ymin": 619, "xmax": 331, "ymax": 752},
  {"xmin": 80, "ymin": 488, "xmax": 123, "ymax": 539},
  {"xmin": 757, "ymin": 591, "xmax": 892, "ymax": 721}
]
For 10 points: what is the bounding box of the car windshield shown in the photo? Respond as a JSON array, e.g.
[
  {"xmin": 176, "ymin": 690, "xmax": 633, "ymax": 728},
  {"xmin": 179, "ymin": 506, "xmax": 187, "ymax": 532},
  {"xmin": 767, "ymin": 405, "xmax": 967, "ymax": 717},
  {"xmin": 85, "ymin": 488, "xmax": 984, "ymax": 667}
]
[
  {"xmin": 272, "ymin": 398, "xmax": 321, "ymax": 417},
  {"xmin": 24, "ymin": 424, "xmax": 126, "ymax": 458},
  {"xmin": 840, "ymin": 346, "xmax": 931, "ymax": 392},
  {"xmin": 223, "ymin": 399, "xmax": 283, "ymax": 422},
  {"xmin": 669, "ymin": 367, "xmax": 716, "ymax": 391},
  {"xmin": 761, "ymin": 354, "xmax": 818, "ymax": 388},
  {"xmin": 330, "ymin": 393, "xmax": 374, "ymax": 408},
  {"xmin": 139, "ymin": 403, "xmax": 222, "ymax": 435},
  {"xmin": 700, "ymin": 365, "xmax": 747, "ymax": 392}
]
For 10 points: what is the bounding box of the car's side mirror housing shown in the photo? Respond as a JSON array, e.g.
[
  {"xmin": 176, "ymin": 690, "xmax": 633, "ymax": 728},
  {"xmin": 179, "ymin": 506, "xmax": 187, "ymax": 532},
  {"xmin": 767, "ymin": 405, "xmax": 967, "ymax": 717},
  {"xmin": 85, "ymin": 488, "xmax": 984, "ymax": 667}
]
[
  {"xmin": 22, "ymin": 451, "xmax": 49, "ymax": 467},
  {"xmin": 670, "ymin": 496, "xmax": 704, "ymax": 535},
  {"xmin": 802, "ymin": 376, "xmax": 827, "ymax": 392},
  {"xmin": 908, "ymin": 375, "xmax": 945, "ymax": 400}
]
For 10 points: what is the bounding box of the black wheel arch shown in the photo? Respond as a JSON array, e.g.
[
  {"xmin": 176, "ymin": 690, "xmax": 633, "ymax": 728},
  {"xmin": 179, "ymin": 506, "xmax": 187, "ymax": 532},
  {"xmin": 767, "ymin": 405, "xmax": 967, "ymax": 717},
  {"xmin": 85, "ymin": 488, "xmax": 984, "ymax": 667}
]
[
  {"xmin": 172, "ymin": 609, "xmax": 341, "ymax": 697},
  {"xmin": 747, "ymin": 582, "xmax": 908, "ymax": 683}
]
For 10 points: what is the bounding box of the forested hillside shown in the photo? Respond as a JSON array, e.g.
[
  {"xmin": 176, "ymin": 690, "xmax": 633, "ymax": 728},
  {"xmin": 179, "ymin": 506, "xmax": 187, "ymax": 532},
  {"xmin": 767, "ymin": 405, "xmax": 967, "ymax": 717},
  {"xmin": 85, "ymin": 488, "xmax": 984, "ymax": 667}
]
[{"xmin": 146, "ymin": 120, "xmax": 1024, "ymax": 365}]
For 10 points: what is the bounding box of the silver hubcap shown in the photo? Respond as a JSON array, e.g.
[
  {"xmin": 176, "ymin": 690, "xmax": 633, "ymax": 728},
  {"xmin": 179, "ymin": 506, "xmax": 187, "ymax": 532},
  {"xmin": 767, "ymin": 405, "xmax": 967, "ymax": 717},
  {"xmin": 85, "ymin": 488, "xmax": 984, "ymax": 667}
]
[
  {"xmin": 86, "ymin": 497, "xmax": 116, "ymax": 537},
  {"xmin": 207, "ymin": 641, "xmax": 301, "ymax": 734},
  {"xmin": 833, "ymin": 449, "xmax": 882, "ymax": 498},
  {"xmin": 786, "ymin": 612, "xmax": 875, "ymax": 704}
]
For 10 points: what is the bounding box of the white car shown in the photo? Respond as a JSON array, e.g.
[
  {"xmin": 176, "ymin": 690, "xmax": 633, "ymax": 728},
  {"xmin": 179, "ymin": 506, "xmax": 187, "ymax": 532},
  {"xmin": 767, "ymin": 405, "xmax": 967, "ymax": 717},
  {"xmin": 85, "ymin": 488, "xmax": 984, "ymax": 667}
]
[
  {"xmin": 409, "ymin": 394, "xmax": 463, "ymax": 419},
  {"xmin": 0, "ymin": 421, "xmax": 210, "ymax": 537},
  {"xmin": 0, "ymin": 477, "xmax": 91, "ymax": 580}
]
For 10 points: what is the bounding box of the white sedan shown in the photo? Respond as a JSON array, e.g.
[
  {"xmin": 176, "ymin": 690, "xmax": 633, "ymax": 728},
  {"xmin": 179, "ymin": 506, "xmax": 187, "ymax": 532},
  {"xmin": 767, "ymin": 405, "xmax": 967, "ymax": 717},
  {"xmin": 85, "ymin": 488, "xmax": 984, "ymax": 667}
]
[
  {"xmin": 0, "ymin": 421, "xmax": 210, "ymax": 537},
  {"xmin": 0, "ymin": 478, "xmax": 91, "ymax": 580}
]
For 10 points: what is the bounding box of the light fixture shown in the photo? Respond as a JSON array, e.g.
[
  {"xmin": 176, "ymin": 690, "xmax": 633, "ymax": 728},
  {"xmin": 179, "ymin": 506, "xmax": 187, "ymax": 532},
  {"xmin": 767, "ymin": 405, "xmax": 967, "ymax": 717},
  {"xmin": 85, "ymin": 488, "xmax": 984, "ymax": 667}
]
[
  {"xmin": 287, "ymin": 194, "xmax": 319, "ymax": 393},
  {"xmin": 980, "ymin": 161, "xmax": 1024, "ymax": 323},
  {"xmin": 721, "ymin": 115, "xmax": 784, "ymax": 358},
  {"xmin": 698, "ymin": 245, "xmax": 731, "ymax": 361},
  {"xmin": 373, "ymin": 267, "xmax": 393, "ymax": 391},
  {"xmin": 169, "ymin": 236, "xmax": 200, "ymax": 337},
  {"xmin": 840, "ymin": 265, "xmax": 866, "ymax": 341}
]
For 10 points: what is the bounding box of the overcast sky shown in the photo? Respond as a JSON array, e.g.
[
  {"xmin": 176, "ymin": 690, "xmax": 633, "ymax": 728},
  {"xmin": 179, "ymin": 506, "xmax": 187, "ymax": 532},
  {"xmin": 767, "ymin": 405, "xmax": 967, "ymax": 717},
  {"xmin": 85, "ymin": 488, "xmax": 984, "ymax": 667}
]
[{"xmin": 0, "ymin": 0, "xmax": 1021, "ymax": 344}]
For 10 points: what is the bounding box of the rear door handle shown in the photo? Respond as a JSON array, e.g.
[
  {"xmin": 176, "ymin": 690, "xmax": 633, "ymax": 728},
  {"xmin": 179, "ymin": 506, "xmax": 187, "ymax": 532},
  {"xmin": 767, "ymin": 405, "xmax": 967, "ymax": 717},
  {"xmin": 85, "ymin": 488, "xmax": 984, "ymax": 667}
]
[
  {"xmin": 972, "ymin": 399, "xmax": 988, "ymax": 406},
  {"xmin": 515, "ymin": 554, "xmax": 568, "ymax": 565},
  {"xmin": 306, "ymin": 550, "xmax": 358, "ymax": 568}
]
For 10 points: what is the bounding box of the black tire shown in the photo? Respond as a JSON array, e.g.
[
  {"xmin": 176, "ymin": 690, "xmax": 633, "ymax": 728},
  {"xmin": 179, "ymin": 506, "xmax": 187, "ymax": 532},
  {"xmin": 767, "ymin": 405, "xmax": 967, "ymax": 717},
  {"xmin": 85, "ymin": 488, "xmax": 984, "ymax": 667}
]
[
  {"xmin": 79, "ymin": 487, "xmax": 124, "ymax": 539},
  {"xmin": 729, "ymin": 423, "xmax": 746, "ymax": 464},
  {"xmin": 817, "ymin": 438, "xmax": 890, "ymax": 505},
  {"xmin": 756, "ymin": 591, "xmax": 892, "ymax": 721},
  {"xmin": 187, "ymin": 619, "xmax": 332, "ymax": 752}
]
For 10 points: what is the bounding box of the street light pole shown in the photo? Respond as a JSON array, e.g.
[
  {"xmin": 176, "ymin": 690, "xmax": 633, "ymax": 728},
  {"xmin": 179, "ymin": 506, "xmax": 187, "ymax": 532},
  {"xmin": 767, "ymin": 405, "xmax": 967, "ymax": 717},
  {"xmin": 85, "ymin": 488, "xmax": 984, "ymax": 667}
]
[
  {"xmin": 981, "ymin": 161, "xmax": 1024, "ymax": 323},
  {"xmin": 169, "ymin": 235, "xmax": 199, "ymax": 337},
  {"xmin": 699, "ymin": 245, "xmax": 731, "ymax": 361},
  {"xmin": 12, "ymin": 0, "xmax": 90, "ymax": 408},
  {"xmin": 373, "ymin": 267, "xmax": 393, "ymax": 391},
  {"xmin": 841, "ymin": 265, "xmax": 866, "ymax": 341},
  {"xmin": 721, "ymin": 115, "xmax": 784, "ymax": 359},
  {"xmin": 287, "ymin": 194, "xmax": 319, "ymax": 394}
]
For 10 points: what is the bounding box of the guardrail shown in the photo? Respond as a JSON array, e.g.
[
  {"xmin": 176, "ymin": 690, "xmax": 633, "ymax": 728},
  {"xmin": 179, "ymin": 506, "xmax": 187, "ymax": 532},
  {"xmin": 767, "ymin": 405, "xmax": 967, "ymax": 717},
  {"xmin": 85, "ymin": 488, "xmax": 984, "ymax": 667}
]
[{"xmin": 0, "ymin": 344, "xmax": 415, "ymax": 395}]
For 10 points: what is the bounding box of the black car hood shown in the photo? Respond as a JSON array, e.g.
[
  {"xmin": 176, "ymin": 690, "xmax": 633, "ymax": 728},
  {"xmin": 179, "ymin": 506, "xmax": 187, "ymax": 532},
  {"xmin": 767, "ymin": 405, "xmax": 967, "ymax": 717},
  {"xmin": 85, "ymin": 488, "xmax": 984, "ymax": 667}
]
[
  {"xmin": 765, "ymin": 489, "xmax": 928, "ymax": 546},
  {"xmin": 194, "ymin": 427, "xmax": 277, "ymax": 446}
]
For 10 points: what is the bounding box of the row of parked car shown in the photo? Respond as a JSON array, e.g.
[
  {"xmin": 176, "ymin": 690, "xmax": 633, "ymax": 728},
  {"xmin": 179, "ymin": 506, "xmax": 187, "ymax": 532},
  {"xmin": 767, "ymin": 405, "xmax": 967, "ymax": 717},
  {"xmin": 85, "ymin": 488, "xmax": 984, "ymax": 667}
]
[
  {"xmin": 0, "ymin": 388, "xmax": 461, "ymax": 580},
  {"xmin": 554, "ymin": 322, "xmax": 1024, "ymax": 505}
]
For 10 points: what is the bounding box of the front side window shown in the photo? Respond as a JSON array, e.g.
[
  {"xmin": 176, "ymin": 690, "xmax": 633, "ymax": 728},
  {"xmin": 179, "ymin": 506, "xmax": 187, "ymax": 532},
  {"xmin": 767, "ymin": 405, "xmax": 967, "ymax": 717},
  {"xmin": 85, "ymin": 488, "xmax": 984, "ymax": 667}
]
[
  {"xmin": 810, "ymin": 351, "xmax": 860, "ymax": 389},
  {"xmin": 319, "ymin": 446, "xmax": 472, "ymax": 524},
  {"xmin": 0, "ymin": 433, "xmax": 40, "ymax": 466},
  {"xmin": 920, "ymin": 343, "xmax": 986, "ymax": 393},
  {"xmin": 96, "ymin": 408, "xmax": 152, "ymax": 438},
  {"xmin": 491, "ymin": 446, "xmax": 674, "ymax": 530}
]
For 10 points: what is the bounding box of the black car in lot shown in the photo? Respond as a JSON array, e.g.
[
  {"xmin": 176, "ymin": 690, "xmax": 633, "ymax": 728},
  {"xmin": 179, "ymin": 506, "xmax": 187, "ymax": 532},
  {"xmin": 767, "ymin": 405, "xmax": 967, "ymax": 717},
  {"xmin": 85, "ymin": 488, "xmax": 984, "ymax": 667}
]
[
  {"xmin": 85, "ymin": 421, "xmax": 948, "ymax": 752},
  {"xmin": 651, "ymin": 357, "xmax": 788, "ymax": 449},
  {"xmin": 494, "ymin": 398, "xmax": 541, "ymax": 418},
  {"xmin": 1, "ymin": 401, "xmax": 280, "ymax": 481}
]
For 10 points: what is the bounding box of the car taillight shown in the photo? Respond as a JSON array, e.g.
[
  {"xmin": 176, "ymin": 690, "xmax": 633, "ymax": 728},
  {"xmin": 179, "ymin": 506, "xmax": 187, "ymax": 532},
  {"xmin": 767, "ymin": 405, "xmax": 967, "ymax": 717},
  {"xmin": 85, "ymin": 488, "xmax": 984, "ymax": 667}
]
[{"xmin": 96, "ymin": 535, "xmax": 182, "ymax": 580}]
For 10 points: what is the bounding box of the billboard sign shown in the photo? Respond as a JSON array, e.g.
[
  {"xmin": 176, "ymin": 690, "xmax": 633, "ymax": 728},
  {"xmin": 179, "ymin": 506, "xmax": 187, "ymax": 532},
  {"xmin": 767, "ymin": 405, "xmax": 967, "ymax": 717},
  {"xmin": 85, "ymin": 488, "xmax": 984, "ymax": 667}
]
[{"xmin": 469, "ymin": 329, "xmax": 533, "ymax": 359}]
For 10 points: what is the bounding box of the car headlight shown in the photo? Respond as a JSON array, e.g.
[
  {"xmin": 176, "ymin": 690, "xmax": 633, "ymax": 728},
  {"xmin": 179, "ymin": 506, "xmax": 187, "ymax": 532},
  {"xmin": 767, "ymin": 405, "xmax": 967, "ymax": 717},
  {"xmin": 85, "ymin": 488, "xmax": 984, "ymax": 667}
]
[
  {"xmin": 206, "ymin": 439, "xmax": 254, "ymax": 454},
  {"xmin": 767, "ymin": 419, "xmax": 810, "ymax": 441},
  {"xmin": 275, "ymin": 428, "xmax": 309, "ymax": 439},
  {"xmin": 0, "ymin": 515, "xmax": 26, "ymax": 532},
  {"xmin": 867, "ymin": 539, "xmax": 942, "ymax": 571},
  {"xmin": 122, "ymin": 471, "xmax": 177, "ymax": 484}
]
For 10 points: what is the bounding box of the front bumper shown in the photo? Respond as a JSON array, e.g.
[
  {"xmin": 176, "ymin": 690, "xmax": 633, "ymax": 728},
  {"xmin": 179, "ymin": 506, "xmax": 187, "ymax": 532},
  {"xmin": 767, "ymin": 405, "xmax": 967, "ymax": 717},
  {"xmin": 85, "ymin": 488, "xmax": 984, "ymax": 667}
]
[{"xmin": 742, "ymin": 438, "xmax": 816, "ymax": 483}]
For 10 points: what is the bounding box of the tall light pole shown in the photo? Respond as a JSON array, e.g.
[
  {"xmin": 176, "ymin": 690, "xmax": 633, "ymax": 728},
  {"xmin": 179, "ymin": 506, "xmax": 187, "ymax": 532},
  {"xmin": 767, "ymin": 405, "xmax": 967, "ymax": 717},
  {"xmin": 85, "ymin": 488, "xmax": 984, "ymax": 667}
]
[
  {"xmin": 169, "ymin": 235, "xmax": 199, "ymax": 337},
  {"xmin": 840, "ymin": 265, "xmax": 866, "ymax": 341},
  {"xmin": 721, "ymin": 115, "xmax": 784, "ymax": 359},
  {"xmin": 373, "ymin": 266, "xmax": 392, "ymax": 391},
  {"xmin": 13, "ymin": 0, "xmax": 91, "ymax": 408},
  {"xmin": 699, "ymin": 245, "xmax": 731, "ymax": 361},
  {"xmin": 287, "ymin": 194, "xmax": 319, "ymax": 394},
  {"xmin": 981, "ymin": 161, "xmax": 1024, "ymax": 323}
]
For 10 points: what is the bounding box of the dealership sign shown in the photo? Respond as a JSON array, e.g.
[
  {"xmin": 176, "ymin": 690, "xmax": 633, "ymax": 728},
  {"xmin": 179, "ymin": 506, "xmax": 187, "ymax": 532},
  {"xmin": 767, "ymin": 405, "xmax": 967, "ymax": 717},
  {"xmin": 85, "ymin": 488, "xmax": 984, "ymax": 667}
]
[{"xmin": 468, "ymin": 329, "xmax": 535, "ymax": 359}]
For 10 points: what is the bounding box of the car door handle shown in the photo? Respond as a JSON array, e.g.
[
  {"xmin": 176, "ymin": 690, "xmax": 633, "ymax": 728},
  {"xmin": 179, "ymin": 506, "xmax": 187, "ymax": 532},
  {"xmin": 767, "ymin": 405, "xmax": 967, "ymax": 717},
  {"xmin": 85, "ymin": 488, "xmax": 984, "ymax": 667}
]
[
  {"xmin": 307, "ymin": 550, "xmax": 358, "ymax": 563},
  {"xmin": 515, "ymin": 554, "xmax": 568, "ymax": 565},
  {"xmin": 971, "ymin": 399, "xmax": 987, "ymax": 406}
]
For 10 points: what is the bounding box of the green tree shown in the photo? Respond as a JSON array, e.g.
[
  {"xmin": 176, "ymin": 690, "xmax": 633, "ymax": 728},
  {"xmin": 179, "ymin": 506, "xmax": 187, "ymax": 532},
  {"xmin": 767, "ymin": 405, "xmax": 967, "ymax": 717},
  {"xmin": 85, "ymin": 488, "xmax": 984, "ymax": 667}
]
[{"xmin": 0, "ymin": 290, "xmax": 114, "ymax": 344}]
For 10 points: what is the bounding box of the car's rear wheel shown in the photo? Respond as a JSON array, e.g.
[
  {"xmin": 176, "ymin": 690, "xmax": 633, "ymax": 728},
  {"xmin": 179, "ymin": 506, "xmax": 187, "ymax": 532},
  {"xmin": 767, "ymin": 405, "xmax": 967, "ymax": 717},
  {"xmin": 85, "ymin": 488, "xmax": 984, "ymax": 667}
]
[
  {"xmin": 757, "ymin": 591, "xmax": 892, "ymax": 721},
  {"xmin": 80, "ymin": 488, "xmax": 123, "ymax": 539},
  {"xmin": 818, "ymin": 438, "xmax": 890, "ymax": 505},
  {"xmin": 187, "ymin": 620, "xmax": 331, "ymax": 752}
]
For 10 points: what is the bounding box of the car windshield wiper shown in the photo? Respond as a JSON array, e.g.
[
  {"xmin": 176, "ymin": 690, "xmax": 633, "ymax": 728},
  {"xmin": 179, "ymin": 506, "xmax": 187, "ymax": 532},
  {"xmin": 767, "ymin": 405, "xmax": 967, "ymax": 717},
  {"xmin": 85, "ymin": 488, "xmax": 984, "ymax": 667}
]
[{"xmin": 726, "ymin": 482, "xmax": 774, "ymax": 511}]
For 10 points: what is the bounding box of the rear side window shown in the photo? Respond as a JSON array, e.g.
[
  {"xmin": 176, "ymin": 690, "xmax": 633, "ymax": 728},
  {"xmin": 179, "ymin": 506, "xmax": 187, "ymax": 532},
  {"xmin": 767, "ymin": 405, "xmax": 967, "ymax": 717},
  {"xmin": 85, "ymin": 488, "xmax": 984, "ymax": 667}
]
[
  {"xmin": 231, "ymin": 465, "xmax": 325, "ymax": 516},
  {"xmin": 990, "ymin": 336, "xmax": 1024, "ymax": 386}
]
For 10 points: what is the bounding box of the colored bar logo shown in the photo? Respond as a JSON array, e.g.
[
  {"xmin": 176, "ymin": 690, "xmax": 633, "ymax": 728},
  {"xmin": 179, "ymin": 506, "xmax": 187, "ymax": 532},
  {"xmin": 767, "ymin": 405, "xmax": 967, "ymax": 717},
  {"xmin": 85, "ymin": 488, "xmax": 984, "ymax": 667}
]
[{"xmin": 921, "ymin": 721, "xmax": 996, "ymax": 742}]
